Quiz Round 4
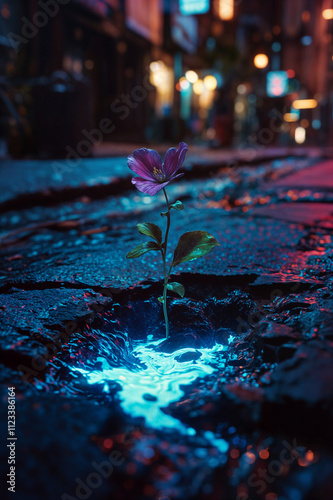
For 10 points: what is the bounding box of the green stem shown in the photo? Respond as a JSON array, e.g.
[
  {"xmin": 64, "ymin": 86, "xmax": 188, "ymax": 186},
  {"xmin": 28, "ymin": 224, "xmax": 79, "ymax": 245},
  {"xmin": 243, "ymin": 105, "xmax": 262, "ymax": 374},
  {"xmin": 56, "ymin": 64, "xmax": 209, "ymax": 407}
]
[{"xmin": 162, "ymin": 188, "xmax": 171, "ymax": 339}]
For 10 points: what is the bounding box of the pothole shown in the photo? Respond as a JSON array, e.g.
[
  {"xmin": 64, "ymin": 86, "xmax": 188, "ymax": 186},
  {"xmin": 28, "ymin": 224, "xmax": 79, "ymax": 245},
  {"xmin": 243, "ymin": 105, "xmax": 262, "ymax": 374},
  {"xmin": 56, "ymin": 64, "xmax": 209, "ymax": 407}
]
[
  {"xmin": 45, "ymin": 289, "xmax": 257, "ymax": 438},
  {"xmin": 74, "ymin": 339, "xmax": 228, "ymax": 433}
]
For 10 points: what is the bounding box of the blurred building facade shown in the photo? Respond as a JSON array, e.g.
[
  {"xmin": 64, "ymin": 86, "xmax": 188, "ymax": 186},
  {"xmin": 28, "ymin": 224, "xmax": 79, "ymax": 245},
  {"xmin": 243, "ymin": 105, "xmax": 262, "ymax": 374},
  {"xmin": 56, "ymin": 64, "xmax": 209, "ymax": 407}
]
[{"xmin": 0, "ymin": 0, "xmax": 332, "ymax": 157}]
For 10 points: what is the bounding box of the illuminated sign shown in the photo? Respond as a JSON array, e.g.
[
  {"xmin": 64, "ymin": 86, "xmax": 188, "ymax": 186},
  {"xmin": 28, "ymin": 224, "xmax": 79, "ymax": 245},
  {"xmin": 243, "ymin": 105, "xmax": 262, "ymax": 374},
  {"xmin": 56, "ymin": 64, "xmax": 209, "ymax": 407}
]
[
  {"xmin": 179, "ymin": 0, "xmax": 210, "ymax": 15},
  {"xmin": 171, "ymin": 13, "xmax": 198, "ymax": 53},
  {"xmin": 126, "ymin": 0, "xmax": 163, "ymax": 45},
  {"xmin": 292, "ymin": 99, "xmax": 318, "ymax": 109},
  {"xmin": 267, "ymin": 71, "xmax": 288, "ymax": 97}
]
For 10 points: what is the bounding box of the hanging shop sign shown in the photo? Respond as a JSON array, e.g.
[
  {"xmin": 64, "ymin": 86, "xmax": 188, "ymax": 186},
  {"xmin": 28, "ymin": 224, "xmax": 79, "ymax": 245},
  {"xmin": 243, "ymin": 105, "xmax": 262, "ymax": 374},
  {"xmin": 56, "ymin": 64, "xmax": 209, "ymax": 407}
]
[
  {"xmin": 171, "ymin": 13, "xmax": 198, "ymax": 53},
  {"xmin": 126, "ymin": 0, "xmax": 163, "ymax": 45},
  {"xmin": 179, "ymin": 0, "xmax": 210, "ymax": 15},
  {"xmin": 267, "ymin": 71, "xmax": 289, "ymax": 97}
]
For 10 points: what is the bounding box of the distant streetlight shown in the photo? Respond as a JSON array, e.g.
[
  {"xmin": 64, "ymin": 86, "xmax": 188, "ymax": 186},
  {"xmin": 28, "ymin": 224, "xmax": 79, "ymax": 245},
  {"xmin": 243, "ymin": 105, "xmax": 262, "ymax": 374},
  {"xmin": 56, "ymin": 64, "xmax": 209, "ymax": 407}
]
[
  {"xmin": 179, "ymin": 77, "xmax": 190, "ymax": 90},
  {"xmin": 203, "ymin": 75, "xmax": 218, "ymax": 90},
  {"xmin": 295, "ymin": 127, "xmax": 306, "ymax": 144},
  {"xmin": 193, "ymin": 79, "xmax": 204, "ymax": 95},
  {"xmin": 254, "ymin": 54, "xmax": 269, "ymax": 69},
  {"xmin": 237, "ymin": 84, "xmax": 247, "ymax": 95},
  {"xmin": 217, "ymin": 0, "xmax": 234, "ymax": 20},
  {"xmin": 185, "ymin": 70, "xmax": 198, "ymax": 83},
  {"xmin": 292, "ymin": 99, "xmax": 318, "ymax": 109},
  {"xmin": 284, "ymin": 113, "xmax": 299, "ymax": 122},
  {"xmin": 322, "ymin": 9, "xmax": 333, "ymax": 19},
  {"xmin": 235, "ymin": 101, "xmax": 245, "ymax": 114}
]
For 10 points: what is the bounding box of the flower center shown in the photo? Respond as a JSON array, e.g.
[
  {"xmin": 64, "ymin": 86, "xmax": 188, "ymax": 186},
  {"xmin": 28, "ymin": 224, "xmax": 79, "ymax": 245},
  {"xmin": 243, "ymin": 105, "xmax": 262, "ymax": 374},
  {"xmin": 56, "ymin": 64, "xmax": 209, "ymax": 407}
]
[{"xmin": 152, "ymin": 168, "xmax": 165, "ymax": 182}]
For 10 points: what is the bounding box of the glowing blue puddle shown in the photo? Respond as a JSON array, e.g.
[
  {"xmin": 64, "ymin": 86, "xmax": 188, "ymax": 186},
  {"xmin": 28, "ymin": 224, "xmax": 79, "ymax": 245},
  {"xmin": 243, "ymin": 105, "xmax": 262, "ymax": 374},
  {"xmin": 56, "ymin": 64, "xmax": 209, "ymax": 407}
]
[{"xmin": 74, "ymin": 338, "xmax": 229, "ymax": 451}]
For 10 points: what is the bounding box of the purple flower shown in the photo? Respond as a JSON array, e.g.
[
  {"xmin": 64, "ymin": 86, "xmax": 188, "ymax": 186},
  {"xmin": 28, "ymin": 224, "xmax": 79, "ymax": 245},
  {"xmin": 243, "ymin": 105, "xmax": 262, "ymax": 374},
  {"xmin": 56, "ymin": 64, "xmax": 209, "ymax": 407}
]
[{"xmin": 127, "ymin": 142, "xmax": 188, "ymax": 196}]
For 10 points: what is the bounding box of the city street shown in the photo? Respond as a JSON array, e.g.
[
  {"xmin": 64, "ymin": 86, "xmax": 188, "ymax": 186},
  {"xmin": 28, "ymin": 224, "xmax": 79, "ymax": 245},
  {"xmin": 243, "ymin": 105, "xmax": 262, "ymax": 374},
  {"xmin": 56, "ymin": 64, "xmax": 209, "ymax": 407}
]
[{"xmin": 1, "ymin": 148, "xmax": 333, "ymax": 499}]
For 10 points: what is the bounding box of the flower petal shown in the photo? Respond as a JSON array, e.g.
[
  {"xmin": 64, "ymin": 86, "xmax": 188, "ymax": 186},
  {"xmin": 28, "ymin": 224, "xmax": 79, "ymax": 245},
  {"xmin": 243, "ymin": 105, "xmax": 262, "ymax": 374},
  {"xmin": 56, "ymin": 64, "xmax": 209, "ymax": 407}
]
[
  {"xmin": 163, "ymin": 142, "xmax": 188, "ymax": 178},
  {"xmin": 127, "ymin": 148, "xmax": 163, "ymax": 181},
  {"xmin": 169, "ymin": 172, "xmax": 184, "ymax": 182},
  {"xmin": 131, "ymin": 177, "xmax": 170, "ymax": 196}
]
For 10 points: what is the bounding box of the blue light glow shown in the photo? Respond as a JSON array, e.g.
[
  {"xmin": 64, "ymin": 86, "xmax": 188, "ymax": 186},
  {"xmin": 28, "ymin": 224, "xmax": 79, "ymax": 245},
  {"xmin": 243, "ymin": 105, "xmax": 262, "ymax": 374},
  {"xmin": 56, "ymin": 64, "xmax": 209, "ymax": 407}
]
[
  {"xmin": 272, "ymin": 42, "xmax": 281, "ymax": 52},
  {"xmin": 180, "ymin": 0, "xmax": 210, "ymax": 15},
  {"xmin": 74, "ymin": 339, "xmax": 227, "ymax": 435},
  {"xmin": 301, "ymin": 36, "xmax": 312, "ymax": 46},
  {"xmin": 267, "ymin": 71, "xmax": 289, "ymax": 97}
]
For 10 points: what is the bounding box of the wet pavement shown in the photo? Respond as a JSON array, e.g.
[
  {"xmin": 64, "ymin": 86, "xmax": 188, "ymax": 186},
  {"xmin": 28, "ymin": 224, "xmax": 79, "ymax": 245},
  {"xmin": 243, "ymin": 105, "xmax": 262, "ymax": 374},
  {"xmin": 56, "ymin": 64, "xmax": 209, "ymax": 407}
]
[{"xmin": 1, "ymin": 148, "xmax": 333, "ymax": 500}]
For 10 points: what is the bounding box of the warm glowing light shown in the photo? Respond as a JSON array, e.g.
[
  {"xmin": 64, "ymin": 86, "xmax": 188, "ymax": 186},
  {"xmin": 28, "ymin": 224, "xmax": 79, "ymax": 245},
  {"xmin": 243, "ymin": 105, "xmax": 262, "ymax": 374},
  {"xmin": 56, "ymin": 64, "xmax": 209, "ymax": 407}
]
[
  {"xmin": 237, "ymin": 84, "xmax": 246, "ymax": 95},
  {"xmin": 292, "ymin": 99, "xmax": 318, "ymax": 109},
  {"xmin": 150, "ymin": 61, "xmax": 162, "ymax": 72},
  {"xmin": 286, "ymin": 69, "xmax": 295, "ymax": 78},
  {"xmin": 193, "ymin": 79, "xmax": 204, "ymax": 95},
  {"xmin": 295, "ymin": 126, "xmax": 306, "ymax": 144},
  {"xmin": 179, "ymin": 77, "xmax": 190, "ymax": 90},
  {"xmin": 323, "ymin": 9, "xmax": 333, "ymax": 20},
  {"xmin": 230, "ymin": 449, "xmax": 240, "ymax": 459},
  {"xmin": 218, "ymin": 0, "xmax": 234, "ymax": 20},
  {"xmin": 149, "ymin": 61, "xmax": 166, "ymax": 86},
  {"xmin": 254, "ymin": 54, "xmax": 269, "ymax": 69},
  {"xmin": 284, "ymin": 113, "xmax": 299, "ymax": 122},
  {"xmin": 302, "ymin": 11, "xmax": 311, "ymax": 22},
  {"xmin": 235, "ymin": 101, "xmax": 245, "ymax": 113},
  {"xmin": 245, "ymin": 452, "xmax": 256, "ymax": 464},
  {"xmin": 149, "ymin": 61, "xmax": 174, "ymax": 114},
  {"xmin": 185, "ymin": 70, "xmax": 198, "ymax": 83},
  {"xmin": 300, "ymin": 119, "xmax": 309, "ymax": 128},
  {"xmin": 259, "ymin": 449, "xmax": 270, "ymax": 460},
  {"xmin": 203, "ymin": 75, "xmax": 218, "ymax": 90}
]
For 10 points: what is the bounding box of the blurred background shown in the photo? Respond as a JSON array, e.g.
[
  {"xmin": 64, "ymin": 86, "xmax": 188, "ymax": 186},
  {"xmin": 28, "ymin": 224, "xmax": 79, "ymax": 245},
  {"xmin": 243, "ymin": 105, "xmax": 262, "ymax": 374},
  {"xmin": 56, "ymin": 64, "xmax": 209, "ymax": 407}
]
[{"xmin": 0, "ymin": 0, "xmax": 332, "ymax": 159}]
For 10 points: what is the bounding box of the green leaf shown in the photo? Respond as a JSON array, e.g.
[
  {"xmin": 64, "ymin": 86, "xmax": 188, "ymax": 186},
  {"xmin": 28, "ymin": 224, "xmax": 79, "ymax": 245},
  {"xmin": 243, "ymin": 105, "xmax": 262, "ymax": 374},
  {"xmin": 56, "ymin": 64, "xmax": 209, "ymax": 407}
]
[
  {"xmin": 167, "ymin": 282, "xmax": 185, "ymax": 298},
  {"xmin": 158, "ymin": 296, "xmax": 164, "ymax": 303},
  {"xmin": 160, "ymin": 200, "xmax": 184, "ymax": 218},
  {"xmin": 170, "ymin": 200, "xmax": 184, "ymax": 211},
  {"xmin": 126, "ymin": 241, "xmax": 161, "ymax": 259},
  {"xmin": 172, "ymin": 231, "xmax": 219, "ymax": 267},
  {"xmin": 136, "ymin": 222, "xmax": 162, "ymax": 244}
]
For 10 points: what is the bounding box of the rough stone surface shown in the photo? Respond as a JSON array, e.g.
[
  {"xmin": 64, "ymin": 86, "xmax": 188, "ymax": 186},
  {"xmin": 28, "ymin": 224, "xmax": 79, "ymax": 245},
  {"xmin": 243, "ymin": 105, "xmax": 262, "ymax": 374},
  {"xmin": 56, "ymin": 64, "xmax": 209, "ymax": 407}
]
[{"xmin": 1, "ymin": 151, "xmax": 333, "ymax": 500}]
